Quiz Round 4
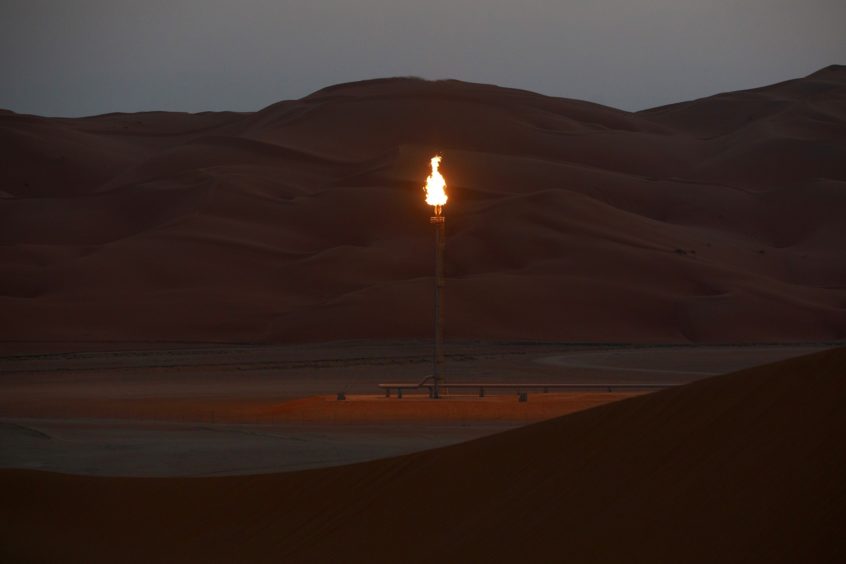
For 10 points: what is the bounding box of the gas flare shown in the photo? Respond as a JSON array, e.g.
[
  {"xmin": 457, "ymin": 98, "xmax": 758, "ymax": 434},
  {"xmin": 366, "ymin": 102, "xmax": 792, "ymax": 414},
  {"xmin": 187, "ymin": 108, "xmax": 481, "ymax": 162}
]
[{"xmin": 423, "ymin": 155, "xmax": 447, "ymax": 214}]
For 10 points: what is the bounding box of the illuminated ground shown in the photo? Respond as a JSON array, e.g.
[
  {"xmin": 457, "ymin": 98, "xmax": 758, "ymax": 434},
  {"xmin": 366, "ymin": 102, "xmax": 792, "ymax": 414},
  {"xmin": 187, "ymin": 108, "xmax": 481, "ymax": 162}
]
[{"xmin": 0, "ymin": 342, "xmax": 832, "ymax": 476}]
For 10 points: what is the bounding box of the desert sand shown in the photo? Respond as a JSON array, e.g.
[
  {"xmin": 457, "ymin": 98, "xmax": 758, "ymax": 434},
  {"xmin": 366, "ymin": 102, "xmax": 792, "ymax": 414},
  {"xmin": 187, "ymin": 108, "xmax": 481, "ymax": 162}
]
[
  {"xmin": 0, "ymin": 343, "xmax": 824, "ymax": 477},
  {"xmin": 5, "ymin": 342, "xmax": 821, "ymax": 420},
  {"xmin": 1, "ymin": 347, "xmax": 843, "ymax": 563},
  {"xmin": 1, "ymin": 65, "xmax": 845, "ymax": 563},
  {"xmin": 2, "ymin": 66, "xmax": 845, "ymax": 346}
]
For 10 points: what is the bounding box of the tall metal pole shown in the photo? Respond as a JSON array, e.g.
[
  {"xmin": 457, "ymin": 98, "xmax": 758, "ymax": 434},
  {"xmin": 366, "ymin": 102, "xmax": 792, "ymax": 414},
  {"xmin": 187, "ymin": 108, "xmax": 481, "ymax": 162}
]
[{"xmin": 430, "ymin": 207, "xmax": 445, "ymax": 399}]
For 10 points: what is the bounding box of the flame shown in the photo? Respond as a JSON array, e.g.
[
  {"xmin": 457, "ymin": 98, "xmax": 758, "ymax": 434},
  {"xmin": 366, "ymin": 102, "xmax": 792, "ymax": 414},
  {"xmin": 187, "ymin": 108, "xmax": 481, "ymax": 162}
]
[{"xmin": 423, "ymin": 155, "xmax": 448, "ymax": 212}]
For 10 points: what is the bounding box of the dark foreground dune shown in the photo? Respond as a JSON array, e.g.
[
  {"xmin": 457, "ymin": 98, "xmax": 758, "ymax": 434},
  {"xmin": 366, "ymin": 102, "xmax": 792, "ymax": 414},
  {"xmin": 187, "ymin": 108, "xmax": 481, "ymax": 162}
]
[
  {"xmin": 2, "ymin": 347, "xmax": 844, "ymax": 563},
  {"xmin": 2, "ymin": 66, "xmax": 846, "ymax": 346}
]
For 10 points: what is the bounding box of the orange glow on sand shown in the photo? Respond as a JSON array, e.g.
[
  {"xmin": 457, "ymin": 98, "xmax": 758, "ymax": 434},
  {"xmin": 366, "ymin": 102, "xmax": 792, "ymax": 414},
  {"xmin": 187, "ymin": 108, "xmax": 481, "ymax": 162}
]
[{"xmin": 423, "ymin": 155, "xmax": 447, "ymax": 214}]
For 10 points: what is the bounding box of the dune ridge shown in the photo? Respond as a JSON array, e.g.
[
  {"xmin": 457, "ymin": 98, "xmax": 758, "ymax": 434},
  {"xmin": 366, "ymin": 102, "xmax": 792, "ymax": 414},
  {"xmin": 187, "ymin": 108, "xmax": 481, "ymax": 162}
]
[
  {"xmin": 1, "ymin": 67, "xmax": 845, "ymax": 344},
  {"xmin": 1, "ymin": 347, "xmax": 844, "ymax": 563}
]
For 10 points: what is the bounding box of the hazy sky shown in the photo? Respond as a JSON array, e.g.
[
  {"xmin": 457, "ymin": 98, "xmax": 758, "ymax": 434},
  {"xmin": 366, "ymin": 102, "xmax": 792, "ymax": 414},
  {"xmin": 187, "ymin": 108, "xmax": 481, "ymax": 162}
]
[{"xmin": 1, "ymin": 0, "xmax": 844, "ymax": 117}]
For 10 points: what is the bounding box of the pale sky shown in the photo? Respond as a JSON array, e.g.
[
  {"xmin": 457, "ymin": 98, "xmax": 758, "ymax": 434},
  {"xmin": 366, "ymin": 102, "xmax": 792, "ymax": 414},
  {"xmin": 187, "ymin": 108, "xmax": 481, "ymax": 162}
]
[{"xmin": 1, "ymin": 0, "xmax": 844, "ymax": 117}]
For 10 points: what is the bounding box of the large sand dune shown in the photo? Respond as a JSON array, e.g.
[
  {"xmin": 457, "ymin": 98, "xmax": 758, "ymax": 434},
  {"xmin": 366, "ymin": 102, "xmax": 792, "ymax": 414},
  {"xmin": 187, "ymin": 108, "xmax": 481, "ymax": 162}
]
[
  {"xmin": 2, "ymin": 67, "xmax": 846, "ymax": 344},
  {"xmin": 2, "ymin": 347, "xmax": 843, "ymax": 563}
]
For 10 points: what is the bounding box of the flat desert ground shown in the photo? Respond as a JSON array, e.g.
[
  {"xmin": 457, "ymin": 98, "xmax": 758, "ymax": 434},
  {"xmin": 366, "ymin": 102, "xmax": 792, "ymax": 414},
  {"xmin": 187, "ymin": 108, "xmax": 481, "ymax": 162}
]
[{"xmin": 0, "ymin": 341, "xmax": 830, "ymax": 475}]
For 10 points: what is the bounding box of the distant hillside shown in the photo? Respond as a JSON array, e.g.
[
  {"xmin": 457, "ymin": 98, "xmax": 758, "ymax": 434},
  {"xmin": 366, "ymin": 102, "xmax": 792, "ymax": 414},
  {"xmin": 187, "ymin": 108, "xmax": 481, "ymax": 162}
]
[{"xmin": 1, "ymin": 67, "xmax": 845, "ymax": 345}]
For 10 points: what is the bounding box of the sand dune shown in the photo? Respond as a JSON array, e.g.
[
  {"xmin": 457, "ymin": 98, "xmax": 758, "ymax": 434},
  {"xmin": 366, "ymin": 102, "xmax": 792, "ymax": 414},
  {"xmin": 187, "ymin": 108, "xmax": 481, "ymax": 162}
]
[
  {"xmin": 1, "ymin": 347, "xmax": 843, "ymax": 563},
  {"xmin": 2, "ymin": 67, "xmax": 845, "ymax": 345}
]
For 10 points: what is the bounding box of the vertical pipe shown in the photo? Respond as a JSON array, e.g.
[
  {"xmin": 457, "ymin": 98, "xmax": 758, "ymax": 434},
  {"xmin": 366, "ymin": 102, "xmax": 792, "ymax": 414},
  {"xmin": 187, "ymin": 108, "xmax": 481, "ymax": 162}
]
[{"xmin": 431, "ymin": 213, "xmax": 445, "ymax": 399}]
